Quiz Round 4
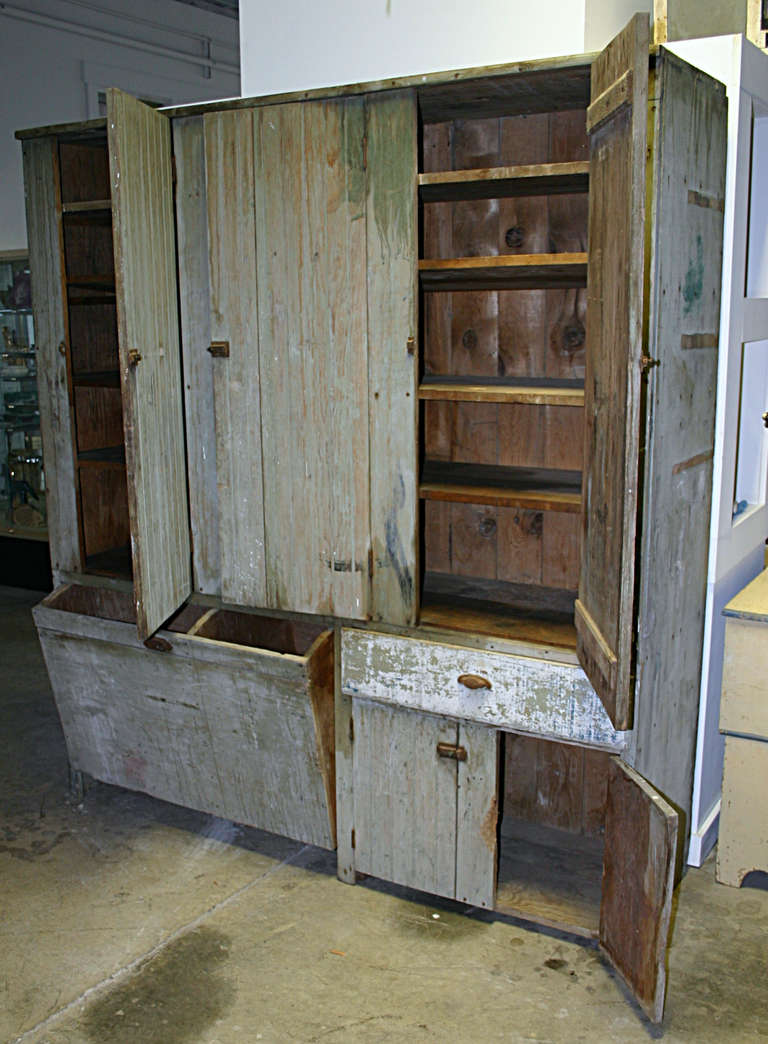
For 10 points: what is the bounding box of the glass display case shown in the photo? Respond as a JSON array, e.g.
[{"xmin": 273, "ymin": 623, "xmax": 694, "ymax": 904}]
[{"xmin": 0, "ymin": 253, "xmax": 46, "ymax": 537}]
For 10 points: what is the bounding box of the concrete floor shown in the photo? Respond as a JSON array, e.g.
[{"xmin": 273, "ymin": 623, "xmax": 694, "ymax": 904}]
[{"xmin": 1, "ymin": 585, "xmax": 767, "ymax": 1044}]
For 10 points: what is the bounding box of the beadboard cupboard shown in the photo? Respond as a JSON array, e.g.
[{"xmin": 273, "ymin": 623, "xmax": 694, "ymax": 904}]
[{"xmin": 19, "ymin": 15, "xmax": 726, "ymax": 1024}]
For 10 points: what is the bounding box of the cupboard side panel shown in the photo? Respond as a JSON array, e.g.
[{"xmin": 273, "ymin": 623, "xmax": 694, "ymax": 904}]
[
  {"xmin": 628, "ymin": 52, "xmax": 726, "ymax": 844},
  {"xmin": 576, "ymin": 14, "xmax": 649, "ymax": 727},
  {"xmin": 107, "ymin": 90, "xmax": 191, "ymax": 636},
  {"xmin": 22, "ymin": 137, "xmax": 81, "ymax": 578},
  {"xmin": 173, "ymin": 116, "xmax": 220, "ymax": 597},
  {"xmin": 203, "ymin": 109, "xmax": 267, "ymax": 607},
  {"xmin": 256, "ymin": 100, "xmax": 370, "ymax": 619},
  {"xmin": 352, "ymin": 699, "xmax": 458, "ymax": 898},
  {"xmin": 366, "ymin": 90, "xmax": 419, "ymax": 626}
]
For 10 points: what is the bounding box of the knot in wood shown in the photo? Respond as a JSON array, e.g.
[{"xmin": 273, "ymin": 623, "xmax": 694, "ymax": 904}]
[
  {"xmin": 562, "ymin": 323, "xmax": 585, "ymax": 354},
  {"xmin": 505, "ymin": 226, "xmax": 525, "ymax": 248},
  {"xmin": 462, "ymin": 328, "xmax": 478, "ymax": 352}
]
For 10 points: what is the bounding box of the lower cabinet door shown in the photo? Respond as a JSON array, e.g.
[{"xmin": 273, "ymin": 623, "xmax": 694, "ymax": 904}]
[{"xmin": 351, "ymin": 698, "xmax": 498, "ymax": 908}]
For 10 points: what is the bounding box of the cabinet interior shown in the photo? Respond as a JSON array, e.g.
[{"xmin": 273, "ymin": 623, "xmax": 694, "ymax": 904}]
[
  {"xmin": 417, "ymin": 73, "xmax": 589, "ymax": 650},
  {"xmin": 496, "ymin": 732, "xmax": 611, "ymax": 936},
  {"xmin": 59, "ymin": 135, "xmax": 131, "ymax": 581}
]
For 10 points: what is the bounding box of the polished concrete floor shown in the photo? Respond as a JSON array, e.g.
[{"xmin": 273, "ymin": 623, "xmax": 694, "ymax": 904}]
[{"xmin": 1, "ymin": 585, "xmax": 767, "ymax": 1044}]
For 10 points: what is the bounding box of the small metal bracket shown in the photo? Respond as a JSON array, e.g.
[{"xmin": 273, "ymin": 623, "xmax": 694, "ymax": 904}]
[
  {"xmin": 208, "ymin": 340, "xmax": 230, "ymax": 358},
  {"xmin": 406, "ymin": 336, "xmax": 416, "ymax": 355},
  {"xmin": 641, "ymin": 354, "xmax": 660, "ymax": 373},
  {"xmin": 762, "ymin": 411, "xmax": 768, "ymax": 430},
  {"xmin": 437, "ymin": 742, "xmax": 467, "ymax": 762},
  {"xmin": 127, "ymin": 349, "xmax": 142, "ymax": 367}
]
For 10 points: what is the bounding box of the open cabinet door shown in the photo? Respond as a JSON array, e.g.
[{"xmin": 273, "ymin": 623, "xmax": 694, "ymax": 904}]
[
  {"xmin": 108, "ymin": 90, "xmax": 191, "ymax": 639},
  {"xmin": 575, "ymin": 14, "xmax": 649, "ymax": 730},
  {"xmin": 600, "ymin": 758, "xmax": 678, "ymax": 1023}
]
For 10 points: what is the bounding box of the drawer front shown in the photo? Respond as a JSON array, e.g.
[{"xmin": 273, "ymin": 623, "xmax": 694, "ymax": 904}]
[
  {"xmin": 720, "ymin": 618, "xmax": 768, "ymax": 740},
  {"xmin": 341, "ymin": 629, "xmax": 625, "ymax": 750},
  {"xmin": 35, "ymin": 604, "xmax": 335, "ymax": 848},
  {"xmin": 717, "ymin": 735, "xmax": 768, "ymax": 887}
]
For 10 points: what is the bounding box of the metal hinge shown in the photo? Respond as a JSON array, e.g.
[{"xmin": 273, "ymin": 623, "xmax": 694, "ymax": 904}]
[
  {"xmin": 351, "ymin": 829, "xmax": 356, "ymax": 850},
  {"xmin": 349, "ymin": 716, "xmax": 354, "ymax": 744},
  {"xmin": 641, "ymin": 353, "xmax": 660, "ymax": 373}
]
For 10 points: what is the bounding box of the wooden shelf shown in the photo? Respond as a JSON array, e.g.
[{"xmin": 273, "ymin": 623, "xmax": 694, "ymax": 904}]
[
  {"xmin": 72, "ymin": 369, "xmax": 121, "ymax": 388},
  {"xmin": 419, "ymin": 161, "xmax": 589, "ymax": 202},
  {"xmin": 420, "ymin": 572, "xmax": 577, "ymax": 648},
  {"xmin": 62, "ymin": 199, "xmax": 111, "ymax": 213},
  {"xmin": 420, "ymin": 461, "xmax": 582, "ymax": 513},
  {"xmin": 67, "ymin": 275, "xmax": 115, "ymax": 291},
  {"xmin": 77, "ymin": 446, "xmax": 125, "ymax": 469},
  {"xmin": 419, "ymin": 375, "xmax": 584, "ymax": 406},
  {"xmin": 419, "ymin": 252, "xmax": 587, "ymax": 291}
]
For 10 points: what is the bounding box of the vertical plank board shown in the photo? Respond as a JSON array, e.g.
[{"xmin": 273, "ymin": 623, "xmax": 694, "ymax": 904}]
[
  {"xmin": 173, "ymin": 116, "xmax": 220, "ymax": 596},
  {"xmin": 335, "ymin": 627, "xmax": 356, "ymax": 882},
  {"xmin": 600, "ymin": 758, "xmax": 678, "ymax": 1023},
  {"xmin": 576, "ymin": 14, "xmax": 649, "ymax": 727},
  {"xmin": 255, "ymin": 100, "xmax": 370, "ymax": 619},
  {"xmin": 456, "ymin": 722, "xmax": 499, "ymax": 908},
  {"xmin": 107, "ymin": 90, "xmax": 191, "ymax": 637},
  {"xmin": 627, "ymin": 51, "xmax": 727, "ymax": 839},
  {"xmin": 203, "ymin": 108, "xmax": 266, "ymax": 606},
  {"xmin": 21, "ymin": 137, "xmax": 81, "ymax": 579},
  {"xmin": 366, "ymin": 90, "xmax": 419, "ymax": 625},
  {"xmin": 352, "ymin": 699, "xmax": 458, "ymax": 899}
]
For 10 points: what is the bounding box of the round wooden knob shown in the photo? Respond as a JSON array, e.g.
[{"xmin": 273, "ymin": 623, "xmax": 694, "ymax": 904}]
[{"xmin": 457, "ymin": 673, "xmax": 491, "ymax": 690}]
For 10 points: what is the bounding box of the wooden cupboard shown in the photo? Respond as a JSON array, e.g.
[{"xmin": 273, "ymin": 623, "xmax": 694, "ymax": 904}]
[{"xmin": 19, "ymin": 14, "xmax": 726, "ymax": 1023}]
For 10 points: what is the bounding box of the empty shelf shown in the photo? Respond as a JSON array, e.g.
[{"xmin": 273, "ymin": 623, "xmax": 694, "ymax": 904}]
[
  {"xmin": 419, "ymin": 253, "xmax": 588, "ymax": 291},
  {"xmin": 419, "ymin": 161, "xmax": 589, "ymax": 202}
]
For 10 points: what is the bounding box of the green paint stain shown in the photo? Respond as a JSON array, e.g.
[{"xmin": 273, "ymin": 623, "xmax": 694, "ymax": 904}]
[{"xmin": 683, "ymin": 234, "xmax": 704, "ymax": 315}]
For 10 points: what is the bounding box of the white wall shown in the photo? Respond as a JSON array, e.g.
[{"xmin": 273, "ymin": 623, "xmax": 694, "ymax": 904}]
[
  {"xmin": 1, "ymin": 0, "xmax": 240, "ymax": 251},
  {"xmin": 240, "ymin": 0, "xmax": 650, "ymax": 99}
]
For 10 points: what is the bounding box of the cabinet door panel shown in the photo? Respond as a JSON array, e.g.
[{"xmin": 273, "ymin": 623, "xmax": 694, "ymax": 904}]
[
  {"xmin": 107, "ymin": 90, "xmax": 191, "ymax": 638},
  {"xmin": 203, "ymin": 108, "xmax": 267, "ymax": 606},
  {"xmin": 255, "ymin": 100, "xmax": 370, "ymax": 619},
  {"xmin": 352, "ymin": 699, "xmax": 458, "ymax": 898},
  {"xmin": 576, "ymin": 14, "xmax": 649, "ymax": 728},
  {"xmin": 600, "ymin": 757, "xmax": 677, "ymax": 1024}
]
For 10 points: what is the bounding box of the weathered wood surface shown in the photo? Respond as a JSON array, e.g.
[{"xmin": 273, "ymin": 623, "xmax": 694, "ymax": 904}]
[
  {"xmin": 334, "ymin": 627, "xmax": 356, "ymax": 882},
  {"xmin": 496, "ymin": 818, "xmax": 604, "ymax": 937},
  {"xmin": 351, "ymin": 698, "xmax": 459, "ymax": 898},
  {"xmin": 419, "ymin": 161, "xmax": 589, "ymax": 202},
  {"xmin": 21, "ymin": 136, "xmax": 81, "ymax": 580},
  {"xmin": 721, "ymin": 617, "xmax": 768, "ymax": 740},
  {"xmin": 34, "ymin": 600, "xmax": 336, "ymax": 849},
  {"xmin": 627, "ymin": 51, "xmax": 726, "ymax": 837},
  {"xmin": 576, "ymin": 13, "xmax": 649, "ymax": 729},
  {"xmin": 107, "ymin": 90, "xmax": 190, "ymax": 637},
  {"xmin": 204, "ymin": 108, "xmax": 266, "ymax": 607},
  {"xmin": 366, "ymin": 90, "xmax": 419, "ymax": 626},
  {"xmin": 341, "ymin": 629, "xmax": 627, "ymax": 749},
  {"xmin": 716, "ymin": 734, "xmax": 768, "ymax": 887},
  {"xmin": 600, "ymin": 757, "xmax": 677, "ymax": 1024},
  {"xmin": 455, "ymin": 722, "xmax": 498, "ymax": 908},
  {"xmin": 255, "ymin": 100, "xmax": 370, "ymax": 619},
  {"xmin": 173, "ymin": 116, "xmax": 220, "ymax": 597}
]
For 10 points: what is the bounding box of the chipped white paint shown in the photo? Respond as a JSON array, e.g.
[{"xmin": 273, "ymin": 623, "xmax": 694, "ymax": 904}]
[{"xmin": 341, "ymin": 629, "xmax": 627, "ymax": 750}]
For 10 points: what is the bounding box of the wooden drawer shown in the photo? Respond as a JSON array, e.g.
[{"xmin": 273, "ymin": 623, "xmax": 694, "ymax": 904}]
[
  {"xmin": 34, "ymin": 585, "xmax": 335, "ymax": 848},
  {"xmin": 717, "ymin": 734, "xmax": 768, "ymax": 887},
  {"xmin": 721, "ymin": 616, "xmax": 768, "ymax": 740},
  {"xmin": 341, "ymin": 628, "xmax": 625, "ymax": 750}
]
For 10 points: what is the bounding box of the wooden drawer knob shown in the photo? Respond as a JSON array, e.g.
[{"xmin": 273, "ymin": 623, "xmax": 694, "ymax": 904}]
[
  {"xmin": 144, "ymin": 636, "xmax": 172, "ymax": 653},
  {"xmin": 437, "ymin": 742, "xmax": 467, "ymax": 761},
  {"xmin": 457, "ymin": 673, "xmax": 491, "ymax": 690}
]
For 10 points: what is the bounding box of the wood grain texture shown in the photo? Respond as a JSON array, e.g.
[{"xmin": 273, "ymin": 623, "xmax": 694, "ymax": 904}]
[
  {"xmin": 107, "ymin": 90, "xmax": 191, "ymax": 637},
  {"xmin": 626, "ymin": 51, "xmax": 726, "ymax": 837},
  {"xmin": 174, "ymin": 116, "xmax": 220, "ymax": 596},
  {"xmin": 341, "ymin": 628, "xmax": 627, "ymax": 749},
  {"xmin": 456, "ymin": 721, "xmax": 499, "ymax": 907},
  {"xmin": 203, "ymin": 108, "xmax": 266, "ymax": 607},
  {"xmin": 255, "ymin": 99, "xmax": 370, "ymax": 619},
  {"xmin": 352, "ymin": 698, "xmax": 459, "ymax": 898},
  {"xmin": 577, "ymin": 14, "xmax": 649, "ymax": 728},
  {"xmin": 716, "ymin": 735, "xmax": 768, "ymax": 886},
  {"xmin": 21, "ymin": 137, "xmax": 81, "ymax": 579},
  {"xmin": 600, "ymin": 757, "xmax": 677, "ymax": 1024},
  {"xmin": 366, "ymin": 90, "xmax": 419, "ymax": 626},
  {"xmin": 33, "ymin": 598, "xmax": 336, "ymax": 849}
]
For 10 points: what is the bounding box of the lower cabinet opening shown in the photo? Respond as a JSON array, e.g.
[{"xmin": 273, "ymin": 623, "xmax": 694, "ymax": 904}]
[
  {"xmin": 494, "ymin": 732, "xmax": 612, "ymax": 938},
  {"xmin": 190, "ymin": 608, "xmax": 328, "ymax": 657}
]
